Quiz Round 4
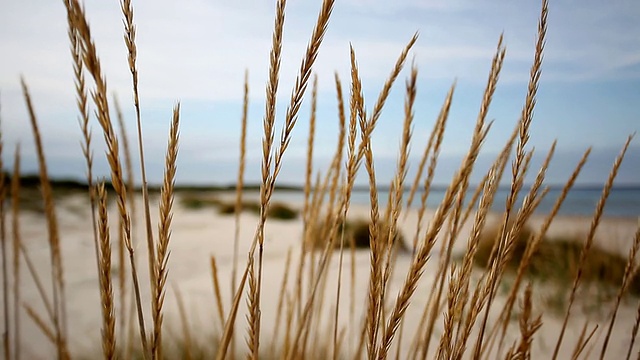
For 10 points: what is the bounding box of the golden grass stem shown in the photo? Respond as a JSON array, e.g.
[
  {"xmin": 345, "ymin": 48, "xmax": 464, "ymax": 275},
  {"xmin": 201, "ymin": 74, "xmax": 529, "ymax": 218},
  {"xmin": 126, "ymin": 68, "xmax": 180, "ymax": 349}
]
[
  {"xmin": 599, "ymin": 222, "xmax": 640, "ymax": 358},
  {"xmin": 152, "ymin": 103, "xmax": 180, "ymax": 360},
  {"xmin": 97, "ymin": 183, "xmax": 116, "ymax": 359},
  {"xmin": 11, "ymin": 144, "xmax": 21, "ymax": 360},
  {"xmin": 259, "ymin": 0, "xmax": 286, "ymax": 222},
  {"xmin": 240, "ymin": 1, "xmax": 337, "ymax": 357},
  {"xmin": 271, "ymin": 248, "xmax": 293, "ymax": 358},
  {"xmin": 571, "ymin": 321, "xmax": 590, "ymax": 360},
  {"xmin": 20, "ymin": 77, "xmax": 68, "ymax": 359},
  {"xmin": 286, "ymin": 58, "xmax": 361, "ymax": 356},
  {"xmin": 23, "ymin": 303, "xmax": 56, "ymax": 344},
  {"xmin": 118, "ymin": 0, "xmax": 158, "ymax": 320},
  {"xmin": 231, "ymin": 1, "xmax": 287, "ymax": 357},
  {"xmin": 113, "ymin": 93, "xmax": 134, "ymax": 352},
  {"xmin": 297, "ymin": 72, "xmax": 317, "ymax": 323},
  {"xmin": 464, "ymin": 31, "xmax": 524, "ymax": 357},
  {"xmin": 410, "ymin": 82, "xmax": 454, "ymax": 254},
  {"xmin": 572, "ymin": 322, "xmax": 598, "ymax": 360},
  {"xmin": 229, "ymin": 68, "xmax": 249, "ymax": 360},
  {"xmin": 362, "ymin": 124, "xmax": 382, "ymax": 360},
  {"xmin": 174, "ymin": 285, "xmax": 193, "ymax": 360},
  {"xmin": 513, "ymin": 284, "xmax": 542, "ymax": 359},
  {"xmin": 489, "ymin": 0, "xmax": 549, "ymax": 345},
  {"xmin": 65, "ymin": 2, "xmax": 149, "ymax": 356},
  {"xmin": 303, "ymin": 75, "xmax": 317, "ymax": 241},
  {"xmin": 625, "ymin": 299, "xmax": 640, "ymax": 360},
  {"xmin": 551, "ymin": 135, "xmax": 633, "ymax": 360},
  {"xmin": 331, "ymin": 72, "xmax": 348, "ymax": 360},
  {"xmin": 410, "ymin": 82, "xmax": 461, "ymax": 358},
  {"xmin": 210, "ymin": 256, "xmax": 226, "ymax": 332},
  {"xmin": 377, "ymin": 33, "xmax": 503, "ymax": 360},
  {"xmin": 346, "ymin": 34, "xmax": 419, "ymax": 360},
  {"xmin": 376, "ymin": 62, "xmax": 418, "ymax": 360},
  {"xmin": 269, "ymin": 0, "xmax": 335, "ymax": 190},
  {"xmin": 300, "ymin": 172, "xmax": 323, "ymax": 318},
  {"xmin": 343, "ymin": 55, "xmax": 363, "ymax": 357},
  {"xmin": 115, "ymin": 4, "xmax": 156, "ymax": 354},
  {"xmin": 315, "ymin": 119, "xmax": 348, "ymax": 354},
  {"xmin": 437, "ymin": 164, "xmax": 501, "ymax": 359},
  {"xmin": 66, "ymin": 5, "xmax": 101, "ymax": 296},
  {"xmin": 216, "ymin": 265, "xmax": 249, "ymax": 360},
  {"xmin": 246, "ymin": 257, "xmax": 259, "ymax": 359},
  {"xmin": 496, "ymin": 146, "xmax": 590, "ymax": 351},
  {"xmin": 409, "ymin": 84, "xmax": 456, "ymax": 360},
  {"xmin": 421, "ymin": 157, "xmax": 482, "ymax": 359},
  {"xmin": 232, "ymin": 69, "xmax": 249, "ymax": 324},
  {"xmin": 380, "ymin": 61, "xmax": 417, "ymax": 303},
  {"xmin": 18, "ymin": 241, "xmax": 54, "ymax": 323},
  {"xmin": 0, "ymin": 99, "xmax": 8, "ymax": 360},
  {"xmin": 479, "ymin": 141, "xmax": 554, "ymax": 357},
  {"xmin": 356, "ymin": 33, "xmax": 418, "ymax": 163}
]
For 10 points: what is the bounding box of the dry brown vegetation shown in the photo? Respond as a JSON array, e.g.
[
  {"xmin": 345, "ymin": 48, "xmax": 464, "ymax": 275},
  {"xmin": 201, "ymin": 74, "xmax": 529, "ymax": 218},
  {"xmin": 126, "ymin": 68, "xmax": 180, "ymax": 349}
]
[
  {"xmin": 179, "ymin": 194, "xmax": 299, "ymax": 220},
  {"xmin": 1, "ymin": 0, "xmax": 640, "ymax": 359},
  {"xmin": 308, "ymin": 218, "xmax": 408, "ymax": 253},
  {"xmin": 474, "ymin": 218, "xmax": 640, "ymax": 296}
]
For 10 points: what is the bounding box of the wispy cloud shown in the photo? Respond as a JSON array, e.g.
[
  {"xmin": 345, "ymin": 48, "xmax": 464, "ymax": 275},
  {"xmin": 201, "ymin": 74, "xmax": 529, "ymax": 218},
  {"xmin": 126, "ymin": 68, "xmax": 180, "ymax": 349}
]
[{"xmin": 1, "ymin": 0, "xmax": 638, "ymax": 185}]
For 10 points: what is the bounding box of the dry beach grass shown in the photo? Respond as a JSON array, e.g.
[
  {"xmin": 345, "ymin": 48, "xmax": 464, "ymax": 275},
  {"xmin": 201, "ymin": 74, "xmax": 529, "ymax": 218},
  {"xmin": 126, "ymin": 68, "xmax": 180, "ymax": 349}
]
[{"xmin": 1, "ymin": 0, "xmax": 640, "ymax": 359}]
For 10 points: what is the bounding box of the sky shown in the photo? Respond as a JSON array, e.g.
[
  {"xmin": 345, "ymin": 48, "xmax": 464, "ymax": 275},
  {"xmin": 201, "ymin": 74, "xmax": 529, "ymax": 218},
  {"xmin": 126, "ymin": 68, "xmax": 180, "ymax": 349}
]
[{"xmin": 1, "ymin": 0, "xmax": 639, "ymax": 187}]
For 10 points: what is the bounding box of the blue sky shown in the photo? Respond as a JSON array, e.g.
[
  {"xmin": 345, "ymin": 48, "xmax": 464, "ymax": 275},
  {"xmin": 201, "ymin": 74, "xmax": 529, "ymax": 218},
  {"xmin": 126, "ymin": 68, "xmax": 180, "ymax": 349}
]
[{"xmin": 1, "ymin": 0, "xmax": 638, "ymax": 187}]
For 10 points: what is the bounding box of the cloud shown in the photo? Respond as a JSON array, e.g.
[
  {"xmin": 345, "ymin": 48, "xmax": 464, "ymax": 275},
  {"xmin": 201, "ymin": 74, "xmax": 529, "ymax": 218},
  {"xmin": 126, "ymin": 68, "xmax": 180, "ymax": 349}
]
[
  {"xmin": 4, "ymin": 0, "xmax": 638, "ymax": 105},
  {"xmin": 1, "ymin": 0, "xmax": 638, "ymax": 186}
]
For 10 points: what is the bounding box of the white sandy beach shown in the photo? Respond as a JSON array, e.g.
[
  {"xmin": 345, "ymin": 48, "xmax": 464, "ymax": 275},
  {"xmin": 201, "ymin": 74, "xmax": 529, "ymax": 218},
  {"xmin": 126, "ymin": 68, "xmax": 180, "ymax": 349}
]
[{"xmin": 2, "ymin": 192, "xmax": 639, "ymax": 359}]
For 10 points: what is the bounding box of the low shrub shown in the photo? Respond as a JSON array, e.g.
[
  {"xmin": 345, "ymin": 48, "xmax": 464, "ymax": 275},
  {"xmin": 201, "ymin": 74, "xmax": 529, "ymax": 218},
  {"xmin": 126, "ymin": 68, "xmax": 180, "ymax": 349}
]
[
  {"xmin": 180, "ymin": 194, "xmax": 221, "ymax": 210},
  {"xmin": 267, "ymin": 202, "xmax": 299, "ymax": 220},
  {"xmin": 474, "ymin": 219, "xmax": 640, "ymax": 295},
  {"xmin": 217, "ymin": 200, "xmax": 297, "ymax": 220},
  {"xmin": 308, "ymin": 217, "xmax": 408, "ymax": 252}
]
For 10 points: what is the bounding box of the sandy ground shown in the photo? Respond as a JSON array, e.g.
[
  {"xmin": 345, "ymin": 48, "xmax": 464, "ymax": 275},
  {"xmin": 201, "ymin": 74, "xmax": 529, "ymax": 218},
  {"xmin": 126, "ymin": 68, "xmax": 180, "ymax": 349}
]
[{"xmin": 1, "ymin": 192, "xmax": 639, "ymax": 359}]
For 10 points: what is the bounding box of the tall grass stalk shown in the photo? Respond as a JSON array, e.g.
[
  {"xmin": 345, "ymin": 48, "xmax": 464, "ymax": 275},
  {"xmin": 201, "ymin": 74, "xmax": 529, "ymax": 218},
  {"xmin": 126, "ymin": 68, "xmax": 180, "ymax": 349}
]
[
  {"xmin": 64, "ymin": 1, "xmax": 149, "ymax": 356},
  {"xmin": 551, "ymin": 135, "xmax": 634, "ymax": 359},
  {"xmin": 151, "ymin": 103, "xmax": 181, "ymax": 359},
  {"xmin": 495, "ymin": 146, "xmax": 591, "ymax": 351},
  {"xmin": 231, "ymin": 71, "xmax": 249, "ymax": 354},
  {"xmin": 210, "ymin": 256, "xmax": 225, "ymax": 333},
  {"xmin": 331, "ymin": 72, "xmax": 347, "ymax": 360},
  {"xmin": 96, "ymin": 183, "xmax": 116, "ymax": 359},
  {"xmin": 600, "ymin": 223, "xmax": 640, "ymax": 358},
  {"xmin": 21, "ymin": 78, "xmax": 69, "ymax": 359},
  {"xmin": 0, "ymin": 96, "xmax": 8, "ymax": 360},
  {"xmin": 11, "ymin": 144, "xmax": 21, "ymax": 359},
  {"xmin": 113, "ymin": 94, "xmax": 135, "ymax": 353},
  {"xmin": 119, "ymin": 0, "xmax": 158, "ymax": 320},
  {"xmin": 625, "ymin": 301, "xmax": 640, "ymax": 360}
]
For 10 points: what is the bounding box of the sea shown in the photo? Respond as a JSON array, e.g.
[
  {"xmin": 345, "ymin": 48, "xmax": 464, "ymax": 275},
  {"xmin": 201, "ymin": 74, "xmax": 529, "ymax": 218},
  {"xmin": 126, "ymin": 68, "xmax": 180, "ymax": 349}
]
[{"xmin": 271, "ymin": 186, "xmax": 640, "ymax": 219}]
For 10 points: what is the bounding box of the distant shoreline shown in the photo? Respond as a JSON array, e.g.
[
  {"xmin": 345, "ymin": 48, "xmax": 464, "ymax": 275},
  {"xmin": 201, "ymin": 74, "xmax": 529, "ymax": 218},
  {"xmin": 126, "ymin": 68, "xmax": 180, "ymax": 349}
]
[{"xmin": 5, "ymin": 173, "xmax": 640, "ymax": 192}]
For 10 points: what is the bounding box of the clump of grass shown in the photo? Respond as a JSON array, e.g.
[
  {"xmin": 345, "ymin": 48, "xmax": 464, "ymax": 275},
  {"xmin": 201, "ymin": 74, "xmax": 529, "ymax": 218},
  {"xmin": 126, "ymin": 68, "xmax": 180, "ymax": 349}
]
[
  {"xmin": 218, "ymin": 200, "xmax": 298, "ymax": 220},
  {"xmin": 474, "ymin": 218, "xmax": 537, "ymax": 269},
  {"xmin": 179, "ymin": 194, "xmax": 300, "ymax": 221},
  {"xmin": 350, "ymin": 219, "xmax": 407, "ymax": 252},
  {"xmin": 220, "ymin": 201, "xmax": 260, "ymax": 215},
  {"xmin": 308, "ymin": 218, "xmax": 408, "ymax": 252},
  {"xmin": 474, "ymin": 219, "xmax": 640, "ymax": 296},
  {"xmin": 268, "ymin": 203, "xmax": 299, "ymax": 220},
  {"xmin": 179, "ymin": 194, "xmax": 222, "ymax": 210}
]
